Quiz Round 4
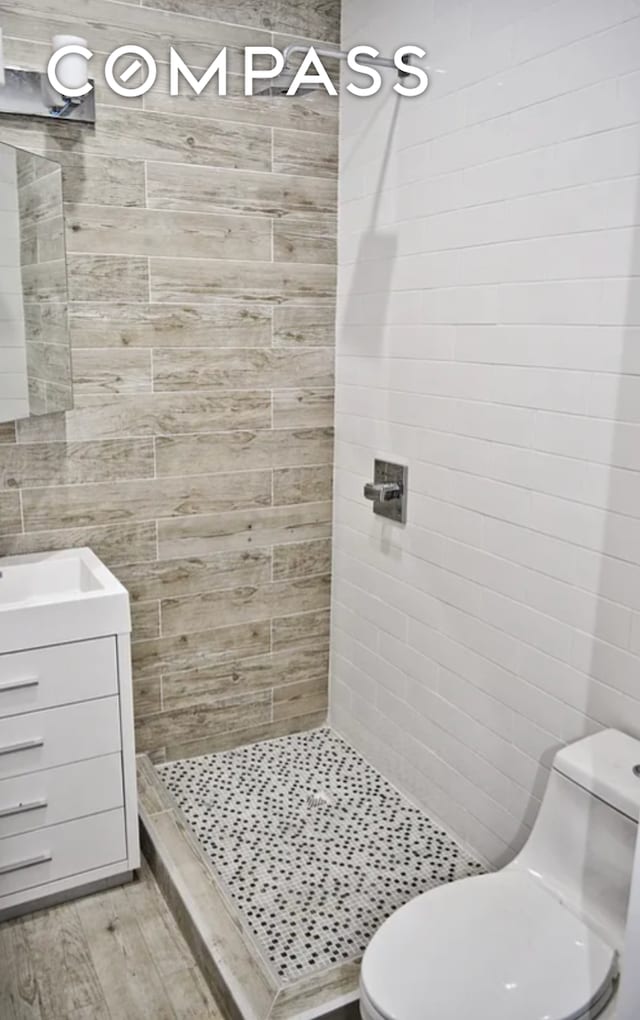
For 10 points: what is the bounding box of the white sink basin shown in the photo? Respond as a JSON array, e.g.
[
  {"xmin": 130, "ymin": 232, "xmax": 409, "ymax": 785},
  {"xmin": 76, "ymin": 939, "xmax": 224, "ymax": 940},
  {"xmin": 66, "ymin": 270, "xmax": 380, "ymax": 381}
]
[{"xmin": 0, "ymin": 548, "xmax": 130, "ymax": 652}]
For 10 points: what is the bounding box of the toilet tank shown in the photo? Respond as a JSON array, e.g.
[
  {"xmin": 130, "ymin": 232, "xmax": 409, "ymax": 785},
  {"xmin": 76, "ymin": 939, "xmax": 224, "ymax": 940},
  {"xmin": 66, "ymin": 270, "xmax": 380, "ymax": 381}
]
[{"xmin": 513, "ymin": 729, "xmax": 640, "ymax": 951}]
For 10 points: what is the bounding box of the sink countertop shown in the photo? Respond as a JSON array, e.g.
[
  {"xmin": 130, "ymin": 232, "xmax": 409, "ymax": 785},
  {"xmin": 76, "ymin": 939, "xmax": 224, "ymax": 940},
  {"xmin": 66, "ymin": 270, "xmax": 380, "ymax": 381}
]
[{"xmin": 0, "ymin": 548, "xmax": 131, "ymax": 653}]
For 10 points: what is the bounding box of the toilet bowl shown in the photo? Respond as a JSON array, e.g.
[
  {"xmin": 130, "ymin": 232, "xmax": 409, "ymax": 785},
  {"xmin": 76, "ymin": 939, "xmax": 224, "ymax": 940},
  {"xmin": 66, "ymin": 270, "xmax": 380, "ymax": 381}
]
[{"xmin": 360, "ymin": 729, "xmax": 640, "ymax": 1020}]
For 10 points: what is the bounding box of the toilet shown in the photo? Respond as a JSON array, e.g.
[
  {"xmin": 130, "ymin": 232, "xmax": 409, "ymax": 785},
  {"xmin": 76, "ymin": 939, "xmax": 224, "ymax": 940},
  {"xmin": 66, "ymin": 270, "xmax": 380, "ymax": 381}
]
[{"xmin": 360, "ymin": 729, "xmax": 640, "ymax": 1020}]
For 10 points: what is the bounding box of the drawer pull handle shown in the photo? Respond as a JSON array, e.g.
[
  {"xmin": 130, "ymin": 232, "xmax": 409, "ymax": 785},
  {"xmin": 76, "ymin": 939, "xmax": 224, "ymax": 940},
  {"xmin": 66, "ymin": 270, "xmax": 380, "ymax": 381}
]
[
  {"xmin": 0, "ymin": 851, "xmax": 52, "ymax": 876},
  {"xmin": 0, "ymin": 797, "xmax": 47, "ymax": 819},
  {"xmin": 0, "ymin": 738, "xmax": 44, "ymax": 757},
  {"xmin": 0, "ymin": 676, "xmax": 39, "ymax": 693}
]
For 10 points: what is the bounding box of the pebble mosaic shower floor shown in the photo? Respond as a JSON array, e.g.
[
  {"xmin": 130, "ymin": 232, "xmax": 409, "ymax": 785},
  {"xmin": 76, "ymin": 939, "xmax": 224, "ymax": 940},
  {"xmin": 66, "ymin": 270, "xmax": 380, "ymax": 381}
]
[{"xmin": 157, "ymin": 727, "xmax": 482, "ymax": 984}]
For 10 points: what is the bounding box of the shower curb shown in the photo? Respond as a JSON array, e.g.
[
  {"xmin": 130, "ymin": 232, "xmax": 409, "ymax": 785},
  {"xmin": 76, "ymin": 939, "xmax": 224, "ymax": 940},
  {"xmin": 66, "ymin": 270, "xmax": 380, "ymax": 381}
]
[{"xmin": 137, "ymin": 754, "xmax": 360, "ymax": 1020}]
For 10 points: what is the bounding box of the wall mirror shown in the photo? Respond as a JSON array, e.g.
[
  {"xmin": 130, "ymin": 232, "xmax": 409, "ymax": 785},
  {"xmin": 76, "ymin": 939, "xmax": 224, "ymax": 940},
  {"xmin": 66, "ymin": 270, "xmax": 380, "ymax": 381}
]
[{"xmin": 0, "ymin": 140, "xmax": 72, "ymax": 423}]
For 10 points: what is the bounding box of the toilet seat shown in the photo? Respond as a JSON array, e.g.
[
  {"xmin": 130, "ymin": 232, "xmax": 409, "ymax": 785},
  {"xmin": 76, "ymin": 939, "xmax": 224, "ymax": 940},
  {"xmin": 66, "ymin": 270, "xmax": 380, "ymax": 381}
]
[{"xmin": 360, "ymin": 870, "xmax": 617, "ymax": 1020}]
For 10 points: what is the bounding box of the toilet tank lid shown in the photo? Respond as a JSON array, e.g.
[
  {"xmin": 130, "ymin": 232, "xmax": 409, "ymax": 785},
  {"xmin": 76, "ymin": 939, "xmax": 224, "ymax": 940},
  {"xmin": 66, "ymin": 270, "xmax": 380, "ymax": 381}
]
[{"xmin": 554, "ymin": 729, "xmax": 640, "ymax": 821}]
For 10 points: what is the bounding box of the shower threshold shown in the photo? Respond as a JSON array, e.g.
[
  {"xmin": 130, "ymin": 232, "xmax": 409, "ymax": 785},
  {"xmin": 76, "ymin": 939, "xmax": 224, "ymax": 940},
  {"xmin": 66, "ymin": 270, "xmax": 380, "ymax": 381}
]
[{"xmin": 138, "ymin": 728, "xmax": 482, "ymax": 1020}]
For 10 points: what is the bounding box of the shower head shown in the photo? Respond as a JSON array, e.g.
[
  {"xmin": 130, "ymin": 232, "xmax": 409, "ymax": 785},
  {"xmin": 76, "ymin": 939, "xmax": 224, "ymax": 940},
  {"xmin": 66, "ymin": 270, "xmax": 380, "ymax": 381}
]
[{"xmin": 254, "ymin": 70, "xmax": 321, "ymax": 98}]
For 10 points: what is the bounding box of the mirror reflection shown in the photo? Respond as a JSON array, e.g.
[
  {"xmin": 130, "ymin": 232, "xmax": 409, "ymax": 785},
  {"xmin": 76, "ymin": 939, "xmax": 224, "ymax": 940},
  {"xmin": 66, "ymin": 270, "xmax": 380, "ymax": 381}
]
[{"xmin": 0, "ymin": 141, "xmax": 72, "ymax": 424}]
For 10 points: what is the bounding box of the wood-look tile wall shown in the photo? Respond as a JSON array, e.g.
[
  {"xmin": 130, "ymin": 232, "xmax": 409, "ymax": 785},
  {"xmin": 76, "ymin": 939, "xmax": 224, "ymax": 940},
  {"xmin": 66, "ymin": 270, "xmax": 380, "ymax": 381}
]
[{"xmin": 0, "ymin": 0, "xmax": 339, "ymax": 760}]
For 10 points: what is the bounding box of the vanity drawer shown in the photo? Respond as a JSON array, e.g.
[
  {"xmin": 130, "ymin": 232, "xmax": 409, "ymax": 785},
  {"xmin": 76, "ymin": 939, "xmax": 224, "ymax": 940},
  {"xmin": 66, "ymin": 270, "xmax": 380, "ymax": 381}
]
[
  {"xmin": 0, "ymin": 753, "xmax": 123, "ymax": 838},
  {"xmin": 0, "ymin": 638, "xmax": 118, "ymax": 719},
  {"xmin": 0, "ymin": 808, "xmax": 127, "ymax": 899},
  {"xmin": 0, "ymin": 697, "xmax": 121, "ymax": 780}
]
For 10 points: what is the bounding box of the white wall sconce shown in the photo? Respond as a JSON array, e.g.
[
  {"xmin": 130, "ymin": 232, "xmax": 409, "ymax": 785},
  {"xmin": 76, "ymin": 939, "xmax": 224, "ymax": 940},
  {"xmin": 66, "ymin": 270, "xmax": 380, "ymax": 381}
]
[{"xmin": 0, "ymin": 31, "xmax": 96, "ymax": 124}]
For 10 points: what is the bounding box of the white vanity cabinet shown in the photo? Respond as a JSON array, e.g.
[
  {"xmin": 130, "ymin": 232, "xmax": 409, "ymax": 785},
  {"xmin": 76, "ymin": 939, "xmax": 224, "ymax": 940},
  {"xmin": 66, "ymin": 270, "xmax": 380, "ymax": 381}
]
[{"xmin": 0, "ymin": 548, "xmax": 140, "ymax": 919}]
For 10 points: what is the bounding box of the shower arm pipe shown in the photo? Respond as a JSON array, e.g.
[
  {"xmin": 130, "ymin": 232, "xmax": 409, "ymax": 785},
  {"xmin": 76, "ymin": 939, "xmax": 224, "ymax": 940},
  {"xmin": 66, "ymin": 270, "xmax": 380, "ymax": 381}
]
[{"xmin": 282, "ymin": 44, "xmax": 406, "ymax": 77}]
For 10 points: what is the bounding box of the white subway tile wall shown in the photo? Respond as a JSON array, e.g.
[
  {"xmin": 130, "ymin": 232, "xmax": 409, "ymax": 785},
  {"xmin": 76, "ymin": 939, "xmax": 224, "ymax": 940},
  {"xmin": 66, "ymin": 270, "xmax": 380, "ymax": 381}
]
[{"xmin": 332, "ymin": 0, "xmax": 640, "ymax": 866}]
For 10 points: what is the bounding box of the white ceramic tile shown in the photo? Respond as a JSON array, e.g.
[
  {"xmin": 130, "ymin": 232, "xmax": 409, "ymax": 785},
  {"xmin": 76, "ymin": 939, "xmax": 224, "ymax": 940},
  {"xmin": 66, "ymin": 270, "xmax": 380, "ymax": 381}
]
[
  {"xmin": 334, "ymin": 0, "xmax": 640, "ymax": 865},
  {"xmin": 157, "ymin": 728, "xmax": 482, "ymax": 983}
]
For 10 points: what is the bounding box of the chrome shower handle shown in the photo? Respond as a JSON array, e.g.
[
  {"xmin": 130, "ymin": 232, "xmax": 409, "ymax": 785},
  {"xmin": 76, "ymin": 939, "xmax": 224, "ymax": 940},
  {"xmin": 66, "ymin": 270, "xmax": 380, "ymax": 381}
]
[{"xmin": 364, "ymin": 482, "xmax": 402, "ymax": 503}]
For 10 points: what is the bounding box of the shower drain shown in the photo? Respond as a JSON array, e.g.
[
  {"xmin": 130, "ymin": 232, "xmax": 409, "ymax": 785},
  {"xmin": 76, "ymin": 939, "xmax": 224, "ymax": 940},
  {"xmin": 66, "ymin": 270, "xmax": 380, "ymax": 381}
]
[{"xmin": 306, "ymin": 790, "xmax": 334, "ymax": 809}]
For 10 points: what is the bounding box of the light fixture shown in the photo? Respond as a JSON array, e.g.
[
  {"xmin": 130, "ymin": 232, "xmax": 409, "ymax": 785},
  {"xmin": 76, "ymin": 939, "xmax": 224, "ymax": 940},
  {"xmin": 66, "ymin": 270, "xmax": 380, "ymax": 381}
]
[{"xmin": 0, "ymin": 30, "xmax": 95, "ymax": 123}]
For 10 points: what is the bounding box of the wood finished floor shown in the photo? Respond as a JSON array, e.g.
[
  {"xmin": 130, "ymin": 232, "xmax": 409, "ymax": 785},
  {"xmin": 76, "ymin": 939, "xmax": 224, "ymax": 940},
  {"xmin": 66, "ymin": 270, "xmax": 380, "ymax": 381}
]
[{"xmin": 0, "ymin": 860, "xmax": 224, "ymax": 1020}]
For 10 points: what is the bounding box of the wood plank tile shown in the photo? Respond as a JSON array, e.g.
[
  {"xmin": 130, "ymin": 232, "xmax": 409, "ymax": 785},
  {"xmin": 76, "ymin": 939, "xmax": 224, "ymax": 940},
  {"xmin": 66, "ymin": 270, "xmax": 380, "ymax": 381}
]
[
  {"xmin": 35, "ymin": 215, "xmax": 65, "ymax": 263},
  {"xmin": 0, "ymin": 863, "xmax": 227, "ymax": 1019},
  {"xmin": 90, "ymin": 106, "xmax": 272, "ymax": 171},
  {"xmin": 21, "ymin": 260, "xmax": 67, "ymax": 303},
  {"xmin": 61, "ymin": 155, "xmax": 146, "ymax": 207},
  {"xmin": 0, "ymin": 439, "xmax": 155, "ymax": 488},
  {"xmin": 271, "ymin": 961, "xmax": 360, "ymax": 1020},
  {"xmin": 143, "ymin": 86, "xmax": 338, "ymax": 134},
  {"xmin": 162, "ymin": 966, "xmax": 224, "ymax": 1020},
  {"xmin": 0, "ymin": 522, "xmax": 157, "ymax": 567},
  {"xmin": 153, "ymin": 348, "xmax": 334, "ymax": 392},
  {"xmin": 67, "ymin": 254, "xmax": 149, "ymax": 303},
  {"xmin": 124, "ymin": 861, "xmax": 196, "ymax": 981},
  {"xmin": 22, "ymin": 344, "xmax": 71, "ymax": 397},
  {"xmin": 65, "ymin": 205, "xmax": 272, "ymax": 261},
  {"xmin": 0, "ymin": 922, "xmax": 43, "ymax": 1019},
  {"xmin": 158, "ymin": 502, "xmax": 332, "ymax": 559},
  {"xmin": 68, "ymin": 1002, "xmax": 111, "ymax": 1019},
  {"xmin": 135, "ymin": 691, "xmax": 272, "ymax": 754},
  {"xmin": 151, "ymin": 349, "xmax": 268, "ymax": 392},
  {"xmin": 162, "ymin": 646, "xmax": 329, "ymax": 710},
  {"xmin": 273, "ymin": 537, "xmax": 332, "ymax": 579},
  {"xmin": 134, "ymin": 665, "xmax": 162, "ymax": 718},
  {"xmin": 20, "ymin": 213, "xmax": 65, "ymax": 265},
  {"xmin": 17, "ymin": 167, "xmax": 62, "ymax": 223},
  {"xmin": 69, "ymin": 302, "xmax": 272, "ymax": 350},
  {"xmin": 138, "ymin": 802, "xmax": 278, "ymax": 1018},
  {"xmin": 0, "ymin": 493, "xmax": 22, "ymax": 536},
  {"xmin": 137, "ymin": 756, "xmax": 177, "ymax": 816},
  {"xmin": 9, "ymin": 904, "xmax": 106, "ymax": 1018},
  {"xmin": 0, "ymin": 421, "xmax": 17, "ymax": 444},
  {"xmin": 273, "ymin": 387, "xmax": 335, "ymax": 427},
  {"xmin": 273, "ymin": 674, "xmax": 329, "ymax": 722},
  {"xmin": 21, "ymin": 470, "xmax": 271, "ymax": 530},
  {"xmin": 133, "ymin": 621, "xmax": 271, "ymax": 678},
  {"xmin": 155, "ymin": 427, "xmax": 333, "ymax": 478},
  {"xmin": 272, "ymin": 607, "xmax": 331, "ymax": 651},
  {"xmin": 274, "ymin": 216, "xmax": 337, "ymax": 264},
  {"xmin": 76, "ymin": 886, "xmax": 176, "ymax": 1020},
  {"xmin": 20, "ymin": 303, "xmax": 68, "ymax": 347},
  {"xmin": 0, "ymin": 106, "xmax": 272, "ymax": 172},
  {"xmin": 2, "ymin": 1, "xmax": 270, "ymax": 69},
  {"xmin": 139, "ymin": 0, "xmax": 341, "ymax": 42},
  {"xmin": 71, "ymin": 349, "xmax": 153, "ymax": 395},
  {"xmin": 147, "ymin": 162, "xmax": 337, "ymax": 218},
  {"xmin": 161, "ymin": 574, "xmax": 331, "ymax": 637},
  {"xmin": 162, "ymin": 710, "xmax": 327, "ymax": 760},
  {"xmin": 32, "ymin": 391, "xmax": 272, "ymax": 441},
  {"xmin": 131, "ymin": 600, "xmax": 161, "ymax": 641},
  {"xmin": 273, "ymin": 305, "xmax": 336, "ymax": 347},
  {"xmin": 149, "ymin": 258, "xmax": 336, "ymax": 304},
  {"xmin": 1, "ymin": 0, "xmax": 337, "ymax": 763},
  {"xmin": 115, "ymin": 549, "xmax": 272, "ymax": 602},
  {"xmin": 273, "ymin": 129, "xmax": 339, "ymax": 178},
  {"xmin": 272, "ymin": 29, "xmax": 343, "ymax": 54},
  {"xmin": 273, "ymin": 464, "xmax": 334, "ymax": 505}
]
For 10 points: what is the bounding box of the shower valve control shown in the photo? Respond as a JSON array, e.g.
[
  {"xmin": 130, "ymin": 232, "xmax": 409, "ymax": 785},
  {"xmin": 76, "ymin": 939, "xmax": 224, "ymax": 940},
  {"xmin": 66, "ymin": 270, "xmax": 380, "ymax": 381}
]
[
  {"xmin": 364, "ymin": 482, "xmax": 401, "ymax": 502},
  {"xmin": 364, "ymin": 460, "xmax": 408, "ymax": 524}
]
